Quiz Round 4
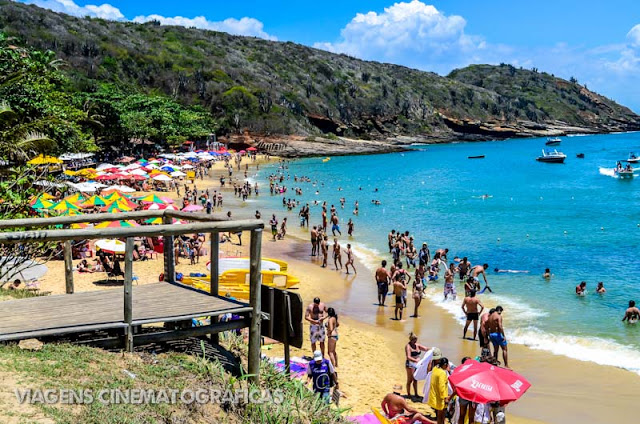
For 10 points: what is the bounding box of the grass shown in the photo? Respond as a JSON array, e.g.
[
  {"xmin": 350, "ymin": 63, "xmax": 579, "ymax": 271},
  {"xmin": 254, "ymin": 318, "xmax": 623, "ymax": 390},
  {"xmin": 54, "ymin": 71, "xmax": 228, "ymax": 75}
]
[
  {"xmin": 0, "ymin": 334, "xmax": 347, "ymax": 423},
  {"xmin": 0, "ymin": 288, "xmax": 49, "ymax": 301}
]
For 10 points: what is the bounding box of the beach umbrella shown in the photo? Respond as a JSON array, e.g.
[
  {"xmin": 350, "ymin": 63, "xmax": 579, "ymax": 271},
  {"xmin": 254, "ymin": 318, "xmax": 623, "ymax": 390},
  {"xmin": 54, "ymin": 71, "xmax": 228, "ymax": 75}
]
[
  {"xmin": 101, "ymin": 201, "xmax": 133, "ymax": 213},
  {"xmin": 50, "ymin": 199, "xmax": 81, "ymax": 212},
  {"xmin": 95, "ymin": 239, "xmax": 126, "ymax": 254},
  {"xmin": 64, "ymin": 192, "xmax": 85, "ymax": 204},
  {"xmin": 448, "ymin": 360, "xmax": 531, "ymax": 405},
  {"xmin": 105, "ymin": 185, "xmax": 137, "ymax": 194},
  {"xmin": 118, "ymin": 156, "xmax": 135, "ymax": 163},
  {"xmin": 29, "ymin": 193, "xmax": 54, "ymax": 206},
  {"xmin": 247, "ymin": 147, "xmax": 257, "ymax": 152},
  {"xmin": 30, "ymin": 197, "xmax": 54, "ymax": 210},
  {"xmin": 170, "ymin": 171, "xmax": 186, "ymax": 177},
  {"xmin": 160, "ymin": 166, "xmax": 175, "ymax": 172},
  {"xmin": 144, "ymin": 217, "xmax": 184, "ymax": 225},
  {"xmin": 129, "ymin": 174, "xmax": 147, "ymax": 181},
  {"xmin": 80, "ymin": 195, "xmax": 108, "ymax": 208},
  {"xmin": 96, "ymin": 174, "xmax": 117, "ymax": 181},
  {"xmin": 239, "ymin": 150, "xmax": 247, "ymax": 154},
  {"xmin": 57, "ymin": 209, "xmax": 81, "ymax": 216},
  {"xmin": 95, "ymin": 220, "xmax": 140, "ymax": 229},
  {"xmin": 129, "ymin": 169, "xmax": 148, "ymax": 176},
  {"xmin": 181, "ymin": 164, "xmax": 194, "ymax": 169},
  {"xmin": 159, "ymin": 196, "xmax": 174, "ymax": 204},
  {"xmin": 0, "ymin": 257, "xmax": 48, "ymax": 283},
  {"xmin": 27, "ymin": 155, "xmax": 62, "ymax": 165},
  {"xmin": 152, "ymin": 174, "xmax": 172, "ymax": 182},
  {"xmin": 182, "ymin": 204, "xmax": 203, "ymax": 212},
  {"xmin": 71, "ymin": 223, "xmax": 91, "ymax": 229},
  {"xmin": 136, "ymin": 194, "xmax": 166, "ymax": 204},
  {"xmin": 96, "ymin": 163, "xmax": 116, "ymax": 171}
]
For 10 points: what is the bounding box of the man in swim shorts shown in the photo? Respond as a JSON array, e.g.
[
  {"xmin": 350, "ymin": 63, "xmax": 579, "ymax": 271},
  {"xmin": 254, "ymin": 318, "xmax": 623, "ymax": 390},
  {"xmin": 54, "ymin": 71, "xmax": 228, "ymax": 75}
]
[
  {"xmin": 471, "ymin": 264, "xmax": 492, "ymax": 293},
  {"xmin": 485, "ymin": 306, "xmax": 508, "ymax": 367},
  {"xmin": 376, "ymin": 260, "xmax": 391, "ymax": 306},
  {"xmin": 331, "ymin": 213, "xmax": 342, "ymax": 236},
  {"xmin": 462, "ymin": 290, "xmax": 485, "ymax": 340},
  {"xmin": 479, "ymin": 308, "xmax": 494, "ymax": 350},
  {"xmin": 381, "ymin": 387, "xmax": 435, "ymax": 424},
  {"xmin": 393, "ymin": 277, "xmax": 407, "ymax": 321},
  {"xmin": 443, "ymin": 263, "xmax": 457, "ymax": 300},
  {"xmin": 622, "ymin": 300, "xmax": 640, "ymax": 323},
  {"xmin": 305, "ymin": 297, "xmax": 328, "ymax": 355}
]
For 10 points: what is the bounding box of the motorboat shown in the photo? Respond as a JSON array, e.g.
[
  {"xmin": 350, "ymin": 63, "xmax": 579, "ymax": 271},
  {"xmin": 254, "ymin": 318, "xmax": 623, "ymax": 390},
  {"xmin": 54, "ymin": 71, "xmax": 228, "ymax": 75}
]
[
  {"xmin": 615, "ymin": 164, "xmax": 635, "ymax": 179},
  {"xmin": 576, "ymin": 153, "xmax": 585, "ymax": 158},
  {"xmin": 625, "ymin": 152, "xmax": 639, "ymax": 163},
  {"xmin": 545, "ymin": 137, "xmax": 562, "ymax": 146},
  {"xmin": 536, "ymin": 149, "xmax": 566, "ymax": 163},
  {"xmin": 468, "ymin": 155, "xmax": 485, "ymax": 159}
]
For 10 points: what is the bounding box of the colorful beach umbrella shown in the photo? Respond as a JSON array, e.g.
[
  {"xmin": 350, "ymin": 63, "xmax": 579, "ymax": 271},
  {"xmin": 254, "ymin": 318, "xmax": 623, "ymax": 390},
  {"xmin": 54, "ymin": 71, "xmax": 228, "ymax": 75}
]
[
  {"xmin": 50, "ymin": 199, "xmax": 81, "ymax": 211},
  {"xmin": 57, "ymin": 209, "xmax": 81, "ymax": 216},
  {"xmin": 95, "ymin": 239, "xmax": 126, "ymax": 254},
  {"xmin": 71, "ymin": 223, "xmax": 91, "ymax": 229},
  {"xmin": 64, "ymin": 192, "xmax": 85, "ymax": 204},
  {"xmin": 95, "ymin": 220, "xmax": 140, "ymax": 229},
  {"xmin": 27, "ymin": 155, "xmax": 62, "ymax": 165},
  {"xmin": 30, "ymin": 197, "xmax": 54, "ymax": 210},
  {"xmin": 449, "ymin": 360, "xmax": 531, "ymax": 405},
  {"xmin": 182, "ymin": 204, "xmax": 203, "ymax": 212},
  {"xmin": 247, "ymin": 147, "xmax": 257, "ymax": 151},
  {"xmin": 101, "ymin": 201, "xmax": 132, "ymax": 213},
  {"xmin": 136, "ymin": 194, "xmax": 166, "ymax": 204},
  {"xmin": 80, "ymin": 195, "xmax": 108, "ymax": 208}
]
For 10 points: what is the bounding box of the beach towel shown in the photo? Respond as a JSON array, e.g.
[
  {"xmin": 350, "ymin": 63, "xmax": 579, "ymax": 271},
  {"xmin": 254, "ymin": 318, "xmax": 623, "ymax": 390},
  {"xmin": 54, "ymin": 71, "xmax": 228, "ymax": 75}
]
[
  {"xmin": 413, "ymin": 349, "xmax": 434, "ymax": 380},
  {"xmin": 347, "ymin": 413, "xmax": 379, "ymax": 424}
]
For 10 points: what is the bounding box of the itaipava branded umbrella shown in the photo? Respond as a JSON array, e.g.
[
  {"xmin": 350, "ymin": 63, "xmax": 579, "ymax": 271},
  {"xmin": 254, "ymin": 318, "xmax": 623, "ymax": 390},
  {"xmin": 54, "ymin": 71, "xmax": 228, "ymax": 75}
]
[{"xmin": 448, "ymin": 360, "xmax": 531, "ymax": 405}]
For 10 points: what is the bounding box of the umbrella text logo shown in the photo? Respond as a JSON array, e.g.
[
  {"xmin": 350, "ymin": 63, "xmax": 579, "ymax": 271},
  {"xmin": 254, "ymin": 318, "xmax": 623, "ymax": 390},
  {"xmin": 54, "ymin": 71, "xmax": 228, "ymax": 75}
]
[
  {"xmin": 470, "ymin": 379, "xmax": 493, "ymax": 392},
  {"xmin": 510, "ymin": 380, "xmax": 523, "ymax": 392}
]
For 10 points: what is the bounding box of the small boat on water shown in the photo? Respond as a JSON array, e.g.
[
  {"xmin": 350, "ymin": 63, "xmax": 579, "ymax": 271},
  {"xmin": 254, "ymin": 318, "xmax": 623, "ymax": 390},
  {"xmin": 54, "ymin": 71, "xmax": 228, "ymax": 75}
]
[
  {"xmin": 536, "ymin": 149, "xmax": 566, "ymax": 163},
  {"xmin": 615, "ymin": 162, "xmax": 635, "ymax": 178},
  {"xmin": 625, "ymin": 152, "xmax": 639, "ymax": 163},
  {"xmin": 468, "ymin": 155, "xmax": 485, "ymax": 159},
  {"xmin": 545, "ymin": 137, "xmax": 562, "ymax": 146},
  {"xmin": 576, "ymin": 153, "xmax": 585, "ymax": 158}
]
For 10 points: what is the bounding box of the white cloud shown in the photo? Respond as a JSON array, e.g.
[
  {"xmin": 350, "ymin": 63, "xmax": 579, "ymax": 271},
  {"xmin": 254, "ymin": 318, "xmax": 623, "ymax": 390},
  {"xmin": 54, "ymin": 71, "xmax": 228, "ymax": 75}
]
[
  {"xmin": 627, "ymin": 24, "xmax": 640, "ymax": 47},
  {"xmin": 314, "ymin": 0, "xmax": 484, "ymax": 72},
  {"xmin": 132, "ymin": 14, "xmax": 277, "ymax": 41},
  {"xmin": 24, "ymin": 0, "xmax": 124, "ymax": 20}
]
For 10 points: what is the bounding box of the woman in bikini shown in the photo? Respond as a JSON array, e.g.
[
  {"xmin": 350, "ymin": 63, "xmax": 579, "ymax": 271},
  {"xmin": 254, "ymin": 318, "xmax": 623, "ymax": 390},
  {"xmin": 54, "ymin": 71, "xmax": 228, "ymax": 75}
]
[
  {"xmin": 326, "ymin": 307, "xmax": 339, "ymax": 368},
  {"xmin": 411, "ymin": 275, "xmax": 425, "ymax": 318},
  {"xmin": 405, "ymin": 332, "xmax": 429, "ymax": 398},
  {"xmin": 333, "ymin": 239, "xmax": 343, "ymax": 270}
]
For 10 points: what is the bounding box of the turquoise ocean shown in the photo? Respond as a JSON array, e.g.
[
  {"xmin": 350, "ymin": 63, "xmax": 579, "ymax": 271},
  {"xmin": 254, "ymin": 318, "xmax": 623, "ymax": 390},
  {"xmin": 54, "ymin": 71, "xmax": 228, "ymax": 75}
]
[{"xmin": 253, "ymin": 132, "xmax": 640, "ymax": 374}]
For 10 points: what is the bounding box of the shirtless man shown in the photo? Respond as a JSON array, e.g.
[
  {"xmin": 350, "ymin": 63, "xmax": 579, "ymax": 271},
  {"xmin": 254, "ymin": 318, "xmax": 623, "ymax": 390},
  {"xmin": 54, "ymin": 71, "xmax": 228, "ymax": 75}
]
[
  {"xmin": 331, "ymin": 214, "xmax": 342, "ymax": 236},
  {"xmin": 485, "ymin": 306, "xmax": 508, "ymax": 367},
  {"xmin": 381, "ymin": 389, "xmax": 435, "ymax": 424},
  {"xmin": 392, "ymin": 263, "xmax": 411, "ymax": 307},
  {"xmin": 462, "ymin": 290, "xmax": 485, "ymax": 340},
  {"xmin": 435, "ymin": 248, "xmax": 449, "ymax": 264},
  {"xmin": 305, "ymin": 297, "xmax": 328, "ymax": 355},
  {"xmin": 388, "ymin": 230, "xmax": 396, "ymax": 253},
  {"xmin": 472, "ymin": 264, "xmax": 492, "ymax": 293},
  {"xmin": 310, "ymin": 226, "xmax": 318, "ymax": 256},
  {"xmin": 333, "ymin": 238, "xmax": 342, "ymax": 270},
  {"xmin": 444, "ymin": 263, "xmax": 457, "ymax": 300},
  {"xmin": 393, "ymin": 277, "xmax": 407, "ymax": 321},
  {"xmin": 321, "ymin": 209, "xmax": 328, "ymax": 232},
  {"xmin": 376, "ymin": 260, "xmax": 391, "ymax": 306},
  {"xmin": 622, "ymin": 300, "xmax": 640, "ymax": 323},
  {"xmin": 479, "ymin": 308, "xmax": 494, "ymax": 350},
  {"xmin": 321, "ymin": 236, "xmax": 329, "ymax": 268},
  {"xmin": 458, "ymin": 257, "xmax": 471, "ymax": 281},
  {"xmin": 345, "ymin": 244, "xmax": 356, "ymax": 275},
  {"xmin": 406, "ymin": 242, "xmax": 418, "ymax": 269}
]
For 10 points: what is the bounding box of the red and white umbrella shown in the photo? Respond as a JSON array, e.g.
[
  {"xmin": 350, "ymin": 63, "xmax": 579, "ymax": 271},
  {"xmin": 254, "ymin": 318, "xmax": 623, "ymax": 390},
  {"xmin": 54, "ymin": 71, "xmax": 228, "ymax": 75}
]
[
  {"xmin": 449, "ymin": 360, "xmax": 531, "ymax": 405},
  {"xmin": 182, "ymin": 204, "xmax": 203, "ymax": 212}
]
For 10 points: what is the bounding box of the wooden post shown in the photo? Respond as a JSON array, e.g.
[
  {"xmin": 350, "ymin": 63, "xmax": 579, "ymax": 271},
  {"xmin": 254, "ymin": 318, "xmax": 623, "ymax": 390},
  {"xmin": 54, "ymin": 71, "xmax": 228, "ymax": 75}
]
[
  {"xmin": 124, "ymin": 237, "xmax": 134, "ymax": 352},
  {"xmin": 210, "ymin": 232, "xmax": 220, "ymax": 344},
  {"xmin": 63, "ymin": 240, "xmax": 74, "ymax": 294},
  {"xmin": 162, "ymin": 214, "xmax": 175, "ymax": 283},
  {"xmin": 247, "ymin": 228, "xmax": 262, "ymax": 384},
  {"xmin": 282, "ymin": 291, "xmax": 290, "ymax": 377}
]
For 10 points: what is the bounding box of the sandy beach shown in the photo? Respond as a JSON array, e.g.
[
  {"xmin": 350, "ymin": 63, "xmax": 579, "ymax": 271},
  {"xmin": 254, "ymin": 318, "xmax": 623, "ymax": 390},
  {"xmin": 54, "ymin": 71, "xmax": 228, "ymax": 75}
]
[{"xmin": 30, "ymin": 156, "xmax": 640, "ymax": 424}]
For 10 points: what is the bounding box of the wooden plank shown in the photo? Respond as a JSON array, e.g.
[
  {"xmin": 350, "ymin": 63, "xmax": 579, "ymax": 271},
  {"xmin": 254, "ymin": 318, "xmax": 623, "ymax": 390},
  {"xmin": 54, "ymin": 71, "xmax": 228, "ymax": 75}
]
[
  {"xmin": 0, "ymin": 323, "xmax": 128, "ymax": 342},
  {"xmin": 63, "ymin": 240, "xmax": 74, "ymax": 294},
  {"xmin": 133, "ymin": 318, "xmax": 249, "ymax": 345},
  {"xmin": 248, "ymin": 228, "xmax": 263, "ymax": 384},
  {"xmin": 162, "ymin": 215, "xmax": 175, "ymax": 283},
  {"xmin": 124, "ymin": 237, "xmax": 134, "ymax": 352},
  {"xmin": 210, "ymin": 232, "xmax": 220, "ymax": 344},
  {"xmin": 0, "ymin": 220, "xmax": 264, "ymax": 244}
]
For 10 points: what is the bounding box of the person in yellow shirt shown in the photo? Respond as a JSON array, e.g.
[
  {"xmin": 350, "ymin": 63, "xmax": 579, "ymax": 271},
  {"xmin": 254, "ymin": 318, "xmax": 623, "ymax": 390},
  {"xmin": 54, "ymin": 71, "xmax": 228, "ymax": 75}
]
[{"xmin": 427, "ymin": 357, "xmax": 450, "ymax": 424}]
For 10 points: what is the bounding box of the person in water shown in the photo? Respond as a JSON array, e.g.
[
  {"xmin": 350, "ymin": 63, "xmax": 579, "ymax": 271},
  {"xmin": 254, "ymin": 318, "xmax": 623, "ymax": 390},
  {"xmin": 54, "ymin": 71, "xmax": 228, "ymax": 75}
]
[
  {"xmin": 622, "ymin": 300, "xmax": 640, "ymax": 323},
  {"xmin": 596, "ymin": 282, "xmax": 606, "ymax": 293},
  {"xmin": 471, "ymin": 264, "xmax": 492, "ymax": 293},
  {"xmin": 543, "ymin": 268, "xmax": 551, "ymax": 279},
  {"xmin": 576, "ymin": 281, "xmax": 587, "ymax": 296}
]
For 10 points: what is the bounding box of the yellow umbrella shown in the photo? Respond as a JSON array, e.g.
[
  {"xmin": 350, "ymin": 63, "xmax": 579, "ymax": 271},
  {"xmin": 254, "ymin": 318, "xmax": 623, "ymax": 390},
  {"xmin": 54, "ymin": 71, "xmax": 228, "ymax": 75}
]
[
  {"xmin": 76, "ymin": 168, "xmax": 97, "ymax": 178},
  {"xmin": 63, "ymin": 170, "xmax": 77, "ymax": 176},
  {"xmin": 64, "ymin": 193, "xmax": 85, "ymax": 204},
  {"xmin": 57, "ymin": 209, "xmax": 81, "ymax": 216},
  {"xmin": 27, "ymin": 155, "xmax": 63, "ymax": 165},
  {"xmin": 71, "ymin": 223, "xmax": 91, "ymax": 229},
  {"xmin": 95, "ymin": 220, "xmax": 139, "ymax": 228},
  {"xmin": 80, "ymin": 195, "xmax": 108, "ymax": 208}
]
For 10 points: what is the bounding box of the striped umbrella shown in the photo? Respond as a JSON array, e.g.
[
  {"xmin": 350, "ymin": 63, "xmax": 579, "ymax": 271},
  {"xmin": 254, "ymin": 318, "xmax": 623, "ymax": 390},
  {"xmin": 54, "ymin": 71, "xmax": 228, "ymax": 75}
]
[
  {"xmin": 80, "ymin": 195, "xmax": 108, "ymax": 208},
  {"xmin": 95, "ymin": 220, "xmax": 140, "ymax": 228},
  {"xmin": 31, "ymin": 198, "xmax": 54, "ymax": 210},
  {"xmin": 50, "ymin": 200, "xmax": 81, "ymax": 211}
]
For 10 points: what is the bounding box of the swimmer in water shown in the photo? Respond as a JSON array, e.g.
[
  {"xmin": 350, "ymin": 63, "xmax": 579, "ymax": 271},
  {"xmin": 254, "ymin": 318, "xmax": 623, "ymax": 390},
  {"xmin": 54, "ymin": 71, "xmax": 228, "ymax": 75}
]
[
  {"xmin": 596, "ymin": 282, "xmax": 606, "ymax": 293},
  {"xmin": 622, "ymin": 300, "xmax": 640, "ymax": 323},
  {"xmin": 576, "ymin": 281, "xmax": 586, "ymax": 296},
  {"xmin": 494, "ymin": 268, "xmax": 529, "ymax": 274},
  {"xmin": 543, "ymin": 268, "xmax": 551, "ymax": 279}
]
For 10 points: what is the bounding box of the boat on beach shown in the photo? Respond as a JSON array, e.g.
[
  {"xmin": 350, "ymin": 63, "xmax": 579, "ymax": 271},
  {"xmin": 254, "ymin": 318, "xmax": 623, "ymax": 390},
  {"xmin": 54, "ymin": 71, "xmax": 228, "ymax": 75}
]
[
  {"xmin": 545, "ymin": 137, "xmax": 562, "ymax": 146},
  {"xmin": 468, "ymin": 155, "xmax": 485, "ymax": 159},
  {"xmin": 536, "ymin": 149, "xmax": 566, "ymax": 163},
  {"xmin": 625, "ymin": 152, "xmax": 639, "ymax": 163}
]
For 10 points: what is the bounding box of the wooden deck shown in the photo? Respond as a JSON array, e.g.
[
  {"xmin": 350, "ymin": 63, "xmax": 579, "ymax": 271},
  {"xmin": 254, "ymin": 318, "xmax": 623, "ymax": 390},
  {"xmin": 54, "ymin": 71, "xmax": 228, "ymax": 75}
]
[{"xmin": 0, "ymin": 283, "xmax": 252, "ymax": 342}]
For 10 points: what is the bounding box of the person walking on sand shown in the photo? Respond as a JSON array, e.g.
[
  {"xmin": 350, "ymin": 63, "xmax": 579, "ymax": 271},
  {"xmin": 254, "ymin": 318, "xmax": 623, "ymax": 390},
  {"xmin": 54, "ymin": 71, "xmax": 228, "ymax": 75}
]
[
  {"xmin": 345, "ymin": 244, "xmax": 356, "ymax": 275},
  {"xmin": 393, "ymin": 276, "xmax": 407, "ymax": 321},
  {"xmin": 622, "ymin": 300, "xmax": 640, "ymax": 323},
  {"xmin": 479, "ymin": 308, "xmax": 494, "ymax": 351},
  {"xmin": 381, "ymin": 387, "xmax": 436, "ymax": 424},
  {"xmin": 333, "ymin": 238, "xmax": 343, "ymax": 270},
  {"xmin": 269, "ymin": 214, "xmax": 278, "ymax": 241},
  {"xmin": 427, "ymin": 357, "xmax": 451, "ymax": 424},
  {"xmin": 321, "ymin": 235, "xmax": 329, "ymax": 268},
  {"xmin": 472, "ymin": 264, "xmax": 492, "ymax": 293},
  {"xmin": 486, "ymin": 306, "xmax": 508, "ymax": 367},
  {"xmin": 376, "ymin": 260, "xmax": 391, "ymax": 306},
  {"xmin": 462, "ymin": 290, "xmax": 484, "ymax": 340},
  {"xmin": 326, "ymin": 307, "xmax": 339, "ymax": 368},
  {"xmin": 305, "ymin": 297, "xmax": 328, "ymax": 355},
  {"xmin": 411, "ymin": 275, "xmax": 425, "ymax": 318},
  {"xmin": 405, "ymin": 332, "xmax": 430, "ymax": 398},
  {"xmin": 278, "ymin": 217, "xmax": 287, "ymax": 239},
  {"xmin": 331, "ymin": 214, "xmax": 342, "ymax": 236},
  {"xmin": 322, "ymin": 209, "xmax": 328, "ymax": 232},
  {"xmin": 307, "ymin": 350, "xmax": 338, "ymax": 404}
]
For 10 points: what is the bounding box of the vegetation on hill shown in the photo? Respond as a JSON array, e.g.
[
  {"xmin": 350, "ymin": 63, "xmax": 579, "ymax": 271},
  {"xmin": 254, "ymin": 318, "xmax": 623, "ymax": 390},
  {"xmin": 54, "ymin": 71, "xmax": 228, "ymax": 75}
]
[{"xmin": 0, "ymin": 0, "xmax": 638, "ymax": 145}]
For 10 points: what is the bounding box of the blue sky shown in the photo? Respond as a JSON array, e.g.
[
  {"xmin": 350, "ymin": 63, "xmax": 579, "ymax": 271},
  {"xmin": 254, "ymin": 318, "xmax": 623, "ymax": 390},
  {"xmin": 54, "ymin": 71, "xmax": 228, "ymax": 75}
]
[{"xmin": 18, "ymin": 0, "xmax": 640, "ymax": 111}]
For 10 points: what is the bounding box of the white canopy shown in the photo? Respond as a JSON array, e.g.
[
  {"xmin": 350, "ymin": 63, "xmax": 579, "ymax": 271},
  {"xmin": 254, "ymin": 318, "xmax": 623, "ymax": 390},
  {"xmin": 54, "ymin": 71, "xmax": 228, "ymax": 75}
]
[
  {"xmin": 170, "ymin": 171, "xmax": 186, "ymax": 177},
  {"xmin": 152, "ymin": 174, "xmax": 172, "ymax": 182}
]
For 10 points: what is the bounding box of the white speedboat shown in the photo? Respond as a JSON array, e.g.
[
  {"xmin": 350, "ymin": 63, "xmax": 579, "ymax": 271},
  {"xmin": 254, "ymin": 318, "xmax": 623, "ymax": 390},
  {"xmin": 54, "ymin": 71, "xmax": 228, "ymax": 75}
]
[
  {"xmin": 536, "ymin": 149, "xmax": 566, "ymax": 163},
  {"xmin": 625, "ymin": 152, "xmax": 639, "ymax": 163},
  {"xmin": 545, "ymin": 137, "xmax": 562, "ymax": 146}
]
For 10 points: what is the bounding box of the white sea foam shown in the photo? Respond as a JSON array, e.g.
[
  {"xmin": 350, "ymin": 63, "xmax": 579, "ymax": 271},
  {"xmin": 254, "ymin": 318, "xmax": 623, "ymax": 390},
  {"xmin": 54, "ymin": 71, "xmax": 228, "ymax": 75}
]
[
  {"xmin": 510, "ymin": 327, "xmax": 640, "ymax": 375},
  {"xmin": 349, "ymin": 241, "xmax": 385, "ymax": 272},
  {"xmin": 599, "ymin": 167, "xmax": 616, "ymax": 178}
]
